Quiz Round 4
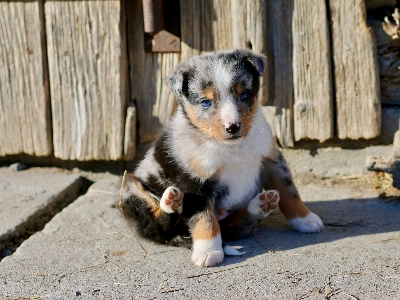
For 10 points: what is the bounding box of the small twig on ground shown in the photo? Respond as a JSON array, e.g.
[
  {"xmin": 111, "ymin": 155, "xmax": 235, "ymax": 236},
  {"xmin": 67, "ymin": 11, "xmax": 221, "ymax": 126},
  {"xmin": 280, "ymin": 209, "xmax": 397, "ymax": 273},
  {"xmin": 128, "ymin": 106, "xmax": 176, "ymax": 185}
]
[
  {"xmin": 186, "ymin": 263, "xmax": 248, "ymax": 278},
  {"xmin": 373, "ymin": 236, "xmax": 400, "ymax": 244},
  {"xmin": 342, "ymin": 292, "xmax": 360, "ymax": 300},
  {"xmin": 118, "ymin": 170, "xmax": 148, "ymax": 257},
  {"xmin": 160, "ymin": 288, "xmax": 184, "ymax": 293},
  {"xmin": 324, "ymin": 288, "xmax": 341, "ymax": 300},
  {"xmin": 293, "ymin": 288, "xmax": 316, "ymax": 300},
  {"xmin": 89, "ymin": 189, "xmax": 114, "ymax": 195}
]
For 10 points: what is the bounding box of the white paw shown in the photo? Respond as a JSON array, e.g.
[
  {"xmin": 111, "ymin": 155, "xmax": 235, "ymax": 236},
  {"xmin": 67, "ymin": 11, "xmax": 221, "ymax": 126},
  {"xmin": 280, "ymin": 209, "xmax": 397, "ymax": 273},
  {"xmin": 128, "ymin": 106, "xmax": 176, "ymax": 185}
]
[
  {"xmin": 191, "ymin": 234, "xmax": 224, "ymax": 267},
  {"xmin": 160, "ymin": 186, "xmax": 183, "ymax": 214},
  {"xmin": 288, "ymin": 212, "xmax": 324, "ymax": 233},
  {"xmin": 247, "ymin": 190, "xmax": 280, "ymax": 218}
]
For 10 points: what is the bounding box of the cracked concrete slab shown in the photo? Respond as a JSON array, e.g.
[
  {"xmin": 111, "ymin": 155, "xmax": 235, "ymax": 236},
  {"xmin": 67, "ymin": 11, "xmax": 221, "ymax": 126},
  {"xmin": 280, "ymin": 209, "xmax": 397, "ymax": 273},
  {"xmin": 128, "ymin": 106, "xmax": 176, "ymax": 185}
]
[
  {"xmin": 0, "ymin": 168, "xmax": 83, "ymax": 252},
  {"xmin": 0, "ymin": 174, "xmax": 399, "ymax": 299}
]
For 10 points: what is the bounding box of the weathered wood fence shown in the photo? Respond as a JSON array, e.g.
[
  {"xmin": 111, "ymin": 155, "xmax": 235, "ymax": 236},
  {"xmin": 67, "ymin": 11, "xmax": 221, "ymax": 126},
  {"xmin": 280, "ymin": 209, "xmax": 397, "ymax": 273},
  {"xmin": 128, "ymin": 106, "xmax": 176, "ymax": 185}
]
[{"xmin": 0, "ymin": 0, "xmax": 397, "ymax": 161}]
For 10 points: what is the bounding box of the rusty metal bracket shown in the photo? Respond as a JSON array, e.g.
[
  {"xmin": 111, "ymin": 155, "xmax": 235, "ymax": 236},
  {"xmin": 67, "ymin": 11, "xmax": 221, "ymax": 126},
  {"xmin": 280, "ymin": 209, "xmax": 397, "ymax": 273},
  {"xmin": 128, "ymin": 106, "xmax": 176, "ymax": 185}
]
[{"xmin": 142, "ymin": 0, "xmax": 180, "ymax": 53}]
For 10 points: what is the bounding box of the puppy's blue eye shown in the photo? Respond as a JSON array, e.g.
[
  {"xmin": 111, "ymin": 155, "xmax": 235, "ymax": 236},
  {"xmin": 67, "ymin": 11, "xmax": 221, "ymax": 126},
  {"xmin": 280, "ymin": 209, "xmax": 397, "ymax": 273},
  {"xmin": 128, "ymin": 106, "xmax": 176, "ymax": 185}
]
[
  {"xmin": 240, "ymin": 92, "xmax": 249, "ymax": 100},
  {"xmin": 201, "ymin": 99, "xmax": 212, "ymax": 108}
]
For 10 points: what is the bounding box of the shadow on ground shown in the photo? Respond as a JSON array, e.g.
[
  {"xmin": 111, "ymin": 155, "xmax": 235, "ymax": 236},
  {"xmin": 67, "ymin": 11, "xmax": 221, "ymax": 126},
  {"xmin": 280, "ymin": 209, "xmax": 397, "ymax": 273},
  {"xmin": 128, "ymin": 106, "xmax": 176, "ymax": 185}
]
[{"xmin": 219, "ymin": 197, "xmax": 400, "ymax": 265}]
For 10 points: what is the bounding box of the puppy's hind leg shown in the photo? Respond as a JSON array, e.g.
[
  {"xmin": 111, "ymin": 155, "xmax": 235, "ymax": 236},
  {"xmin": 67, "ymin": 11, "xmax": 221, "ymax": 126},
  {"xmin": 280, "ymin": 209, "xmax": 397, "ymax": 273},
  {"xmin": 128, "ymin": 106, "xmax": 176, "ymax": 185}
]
[
  {"xmin": 121, "ymin": 173, "xmax": 184, "ymax": 244},
  {"xmin": 219, "ymin": 190, "xmax": 280, "ymax": 241},
  {"xmin": 263, "ymin": 149, "xmax": 324, "ymax": 233}
]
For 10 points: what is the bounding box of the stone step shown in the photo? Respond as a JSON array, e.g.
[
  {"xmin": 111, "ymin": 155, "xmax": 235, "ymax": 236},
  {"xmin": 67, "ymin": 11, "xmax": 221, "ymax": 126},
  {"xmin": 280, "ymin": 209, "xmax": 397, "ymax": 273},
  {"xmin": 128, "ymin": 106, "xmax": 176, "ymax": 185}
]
[
  {"xmin": 0, "ymin": 168, "xmax": 85, "ymax": 257},
  {"xmin": 1, "ymin": 175, "xmax": 400, "ymax": 298}
]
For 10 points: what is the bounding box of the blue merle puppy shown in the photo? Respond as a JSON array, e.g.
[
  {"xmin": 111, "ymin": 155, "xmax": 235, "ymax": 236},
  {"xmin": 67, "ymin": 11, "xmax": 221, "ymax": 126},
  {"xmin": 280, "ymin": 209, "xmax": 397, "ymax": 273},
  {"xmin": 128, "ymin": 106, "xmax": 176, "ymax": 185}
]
[{"xmin": 121, "ymin": 49, "xmax": 324, "ymax": 267}]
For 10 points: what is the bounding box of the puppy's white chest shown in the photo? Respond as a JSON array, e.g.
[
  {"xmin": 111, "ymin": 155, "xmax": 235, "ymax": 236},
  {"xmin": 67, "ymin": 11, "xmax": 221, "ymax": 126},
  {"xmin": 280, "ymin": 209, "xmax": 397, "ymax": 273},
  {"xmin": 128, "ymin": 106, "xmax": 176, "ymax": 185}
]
[{"xmin": 215, "ymin": 151, "xmax": 263, "ymax": 210}]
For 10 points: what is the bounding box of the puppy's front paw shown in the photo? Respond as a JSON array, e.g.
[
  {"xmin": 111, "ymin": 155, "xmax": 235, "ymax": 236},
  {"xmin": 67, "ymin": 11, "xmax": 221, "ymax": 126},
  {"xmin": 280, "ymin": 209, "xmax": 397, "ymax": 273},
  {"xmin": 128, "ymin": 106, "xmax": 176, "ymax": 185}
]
[
  {"xmin": 160, "ymin": 186, "xmax": 183, "ymax": 214},
  {"xmin": 288, "ymin": 212, "xmax": 324, "ymax": 233},
  {"xmin": 248, "ymin": 190, "xmax": 280, "ymax": 218},
  {"xmin": 191, "ymin": 235, "xmax": 224, "ymax": 267}
]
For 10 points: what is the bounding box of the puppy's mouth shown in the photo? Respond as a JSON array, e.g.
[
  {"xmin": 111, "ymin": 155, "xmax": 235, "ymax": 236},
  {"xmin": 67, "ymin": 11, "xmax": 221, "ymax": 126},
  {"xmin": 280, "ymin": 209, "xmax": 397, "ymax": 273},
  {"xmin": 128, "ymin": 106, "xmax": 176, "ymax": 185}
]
[
  {"xmin": 223, "ymin": 136, "xmax": 244, "ymax": 145},
  {"xmin": 228, "ymin": 135, "xmax": 243, "ymax": 140}
]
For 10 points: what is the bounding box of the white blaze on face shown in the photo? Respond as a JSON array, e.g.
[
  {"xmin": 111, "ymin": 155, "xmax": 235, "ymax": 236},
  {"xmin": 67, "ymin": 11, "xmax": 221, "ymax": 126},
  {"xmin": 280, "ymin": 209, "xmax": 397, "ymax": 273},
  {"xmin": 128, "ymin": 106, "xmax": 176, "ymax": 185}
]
[
  {"xmin": 212, "ymin": 62, "xmax": 240, "ymax": 129},
  {"xmin": 220, "ymin": 99, "xmax": 240, "ymax": 128},
  {"xmin": 213, "ymin": 61, "xmax": 233, "ymax": 91}
]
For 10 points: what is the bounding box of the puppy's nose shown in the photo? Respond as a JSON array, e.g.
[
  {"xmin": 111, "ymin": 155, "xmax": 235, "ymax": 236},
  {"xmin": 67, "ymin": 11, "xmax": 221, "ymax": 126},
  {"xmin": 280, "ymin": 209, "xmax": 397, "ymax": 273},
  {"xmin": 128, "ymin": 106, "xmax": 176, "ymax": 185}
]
[{"xmin": 226, "ymin": 122, "xmax": 241, "ymax": 134}]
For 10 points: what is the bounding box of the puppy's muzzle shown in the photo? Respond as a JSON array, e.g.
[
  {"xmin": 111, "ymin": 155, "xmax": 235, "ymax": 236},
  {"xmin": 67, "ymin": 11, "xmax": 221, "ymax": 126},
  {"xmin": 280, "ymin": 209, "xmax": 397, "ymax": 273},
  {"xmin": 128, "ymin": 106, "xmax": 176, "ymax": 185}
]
[{"xmin": 225, "ymin": 122, "xmax": 241, "ymax": 134}]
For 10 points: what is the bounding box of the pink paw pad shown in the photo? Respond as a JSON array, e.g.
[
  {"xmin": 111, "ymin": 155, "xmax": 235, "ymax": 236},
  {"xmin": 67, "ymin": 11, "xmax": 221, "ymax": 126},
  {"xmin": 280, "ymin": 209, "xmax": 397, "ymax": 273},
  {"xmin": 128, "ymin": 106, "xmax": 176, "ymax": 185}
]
[
  {"xmin": 160, "ymin": 187, "xmax": 183, "ymax": 214},
  {"xmin": 259, "ymin": 190, "xmax": 280, "ymax": 213},
  {"xmin": 248, "ymin": 190, "xmax": 280, "ymax": 217}
]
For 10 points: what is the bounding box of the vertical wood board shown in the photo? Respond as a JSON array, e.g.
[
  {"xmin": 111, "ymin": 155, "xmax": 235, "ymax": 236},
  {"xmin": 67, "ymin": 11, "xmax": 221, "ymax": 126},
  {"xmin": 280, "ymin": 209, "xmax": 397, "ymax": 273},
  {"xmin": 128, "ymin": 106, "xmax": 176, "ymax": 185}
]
[
  {"xmin": 128, "ymin": 0, "xmax": 179, "ymax": 144},
  {"xmin": 262, "ymin": 106, "xmax": 293, "ymax": 148},
  {"xmin": 231, "ymin": 0, "xmax": 268, "ymax": 104},
  {"xmin": 264, "ymin": 0, "xmax": 295, "ymax": 147},
  {"xmin": 180, "ymin": 0, "xmax": 236, "ymax": 59},
  {"xmin": 45, "ymin": 1, "xmax": 125, "ymax": 160},
  {"xmin": 0, "ymin": 1, "xmax": 52, "ymax": 156},
  {"xmin": 330, "ymin": 0, "xmax": 381, "ymax": 140},
  {"xmin": 292, "ymin": 0, "xmax": 334, "ymax": 142}
]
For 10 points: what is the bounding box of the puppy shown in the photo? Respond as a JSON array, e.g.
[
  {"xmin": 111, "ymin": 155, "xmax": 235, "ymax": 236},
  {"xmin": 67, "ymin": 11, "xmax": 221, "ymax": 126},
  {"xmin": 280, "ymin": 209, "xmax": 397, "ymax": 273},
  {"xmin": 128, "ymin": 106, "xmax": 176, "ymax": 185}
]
[{"xmin": 121, "ymin": 49, "xmax": 324, "ymax": 267}]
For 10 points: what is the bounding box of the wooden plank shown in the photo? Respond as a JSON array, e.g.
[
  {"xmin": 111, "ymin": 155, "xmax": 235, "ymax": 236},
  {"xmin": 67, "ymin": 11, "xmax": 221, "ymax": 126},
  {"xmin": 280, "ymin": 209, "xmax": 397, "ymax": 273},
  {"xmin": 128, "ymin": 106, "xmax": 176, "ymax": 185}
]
[
  {"xmin": 180, "ymin": 0, "xmax": 294, "ymax": 146},
  {"xmin": 262, "ymin": 106, "xmax": 294, "ymax": 148},
  {"xmin": 231, "ymin": 0, "xmax": 267, "ymax": 104},
  {"xmin": 330, "ymin": 0, "xmax": 381, "ymax": 140},
  {"xmin": 45, "ymin": 1, "xmax": 126, "ymax": 160},
  {"xmin": 180, "ymin": 0, "xmax": 234, "ymax": 58},
  {"xmin": 130, "ymin": 0, "xmax": 233, "ymax": 144},
  {"xmin": 292, "ymin": 0, "xmax": 334, "ymax": 142},
  {"xmin": 0, "ymin": 1, "xmax": 52, "ymax": 156},
  {"xmin": 127, "ymin": 0, "xmax": 179, "ymax": 144},
  {"xmin": 264, "ymin": 0, "xmax": 295, "ymax": 147},
  {"xmin": 212, "ymin": 1, "xmax": 233, "ymax": 51},
  {"xmin": 368, "ymin": 12, "xmax": 400, "ymax": 105},
  {"xmin": 124, "ymin": 105, "xmax": 137, "ymax": 161}
]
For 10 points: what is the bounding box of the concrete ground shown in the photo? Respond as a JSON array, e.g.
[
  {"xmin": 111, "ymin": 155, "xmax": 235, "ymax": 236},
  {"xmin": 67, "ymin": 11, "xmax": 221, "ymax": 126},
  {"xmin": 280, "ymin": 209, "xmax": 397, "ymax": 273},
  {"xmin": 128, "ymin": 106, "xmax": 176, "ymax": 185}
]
[{"xmin": 0, "ymin": 147, "xmax": 399, "ymax": 299}]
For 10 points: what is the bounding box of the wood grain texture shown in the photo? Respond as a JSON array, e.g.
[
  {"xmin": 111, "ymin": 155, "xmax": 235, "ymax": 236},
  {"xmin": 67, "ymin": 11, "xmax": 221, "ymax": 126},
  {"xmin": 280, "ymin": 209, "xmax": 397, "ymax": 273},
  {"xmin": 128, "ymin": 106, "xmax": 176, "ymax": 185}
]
[
  {"xmin": 0, "ymin": 1, "xmax": 52, "ymax": 156},
  {"xmin": 292, "ymin": 0, "xmax": 334, "ymax": 142},
  {"xmin": 124, "ymin": 105, "xmax": 137, "ymax": 161},
  {"xmin": 262, "ymin": 106, "xmax": 293, "ymax": 148},
  {"xmin": 231, "ymin": 0, "xmax": 267, "ymax": 104},
  {"xmin": 180, "ymin": 0, "xmax": 236, "ymax": 60},
  {"xmin": 128, "ymin": 0, "xmax": 178, "ymax": 144},
  {"xmin": 264, "ymin": 0, "xmax": 294, "ymax": 147},
  {"xmin": 45, "ymin": 1, "xmax": 125, "ymax": 160},
  {"xmin": 369, "ymin": 17, "xmax": 400, "ymax": 105},
  {"xmin": 131, "ymin": 0, "xmax": 234, "ymax": 144},
  {"xmin": 330, "ymin": 0, "xmax": 381, "ymax": 140}
]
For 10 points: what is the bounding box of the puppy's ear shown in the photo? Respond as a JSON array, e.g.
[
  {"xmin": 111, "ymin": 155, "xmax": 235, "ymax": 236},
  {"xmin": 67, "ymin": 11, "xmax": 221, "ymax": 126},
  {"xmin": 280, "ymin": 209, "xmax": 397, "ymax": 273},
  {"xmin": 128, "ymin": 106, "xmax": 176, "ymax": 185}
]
[
  {"xmin": 244, "ymin": 52, "xmax": 267, "ymax": 77},
  {"xmin": 166, "ymin": 63, "xmax": 191, "ymax": 99}
]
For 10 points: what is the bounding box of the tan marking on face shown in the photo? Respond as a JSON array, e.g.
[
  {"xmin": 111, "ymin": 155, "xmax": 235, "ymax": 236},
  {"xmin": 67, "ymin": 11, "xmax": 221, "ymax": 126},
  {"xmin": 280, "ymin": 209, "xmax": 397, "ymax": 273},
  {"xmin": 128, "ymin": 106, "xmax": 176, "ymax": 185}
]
[
  {"xmin": 191, "ymin": 201, "xmax": 220, "ymax": 240},
  {"xmin": 234, "ymin": 82, "xmax": 245, "ymax": 96},
  {"xmin": 203, "ymin": 88, "xmax": 216, "ymax": 101},
  {"xmin": 185, "ymin": 105, "xmax": 226, "ymax": 140},
  {"xmin": 240, "ymin": 100, "xmax": 258, "ymax": 137}
]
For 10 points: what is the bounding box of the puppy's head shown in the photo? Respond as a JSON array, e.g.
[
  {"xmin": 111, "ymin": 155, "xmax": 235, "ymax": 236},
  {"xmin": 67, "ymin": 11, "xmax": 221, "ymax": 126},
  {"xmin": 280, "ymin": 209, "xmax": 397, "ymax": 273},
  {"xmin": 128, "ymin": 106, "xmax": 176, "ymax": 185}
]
[{"xmin": 167, "ymin": 49, "xmax": 266, "ymax": 142}]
